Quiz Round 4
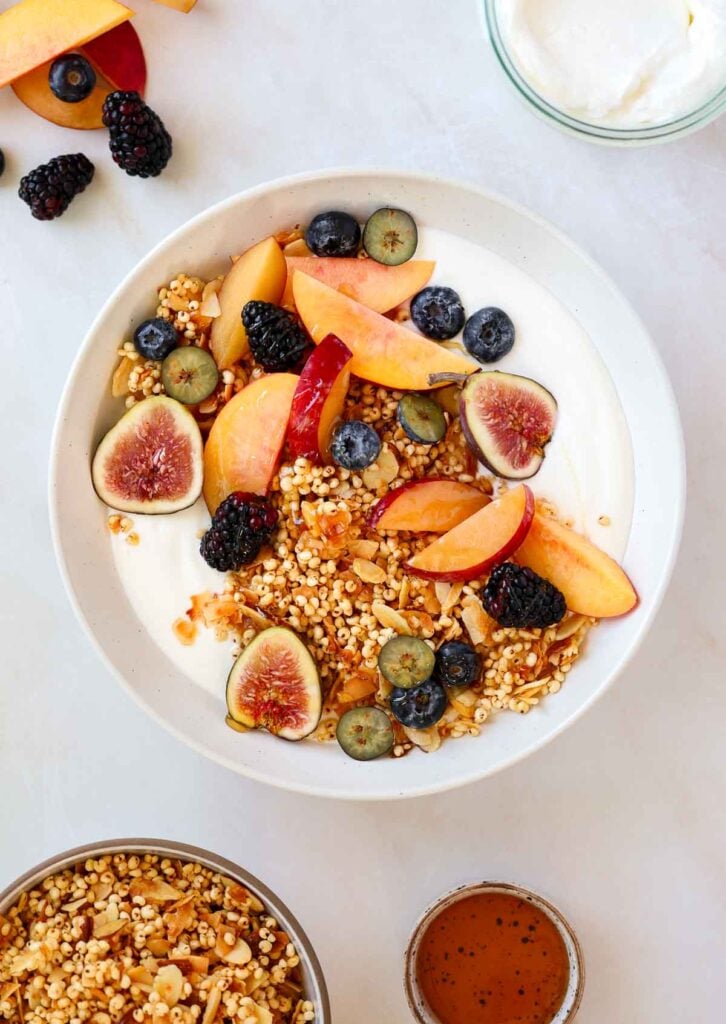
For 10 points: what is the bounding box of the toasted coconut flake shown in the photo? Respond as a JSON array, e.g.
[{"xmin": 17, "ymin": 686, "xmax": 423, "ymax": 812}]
[
  {"xmin": 362, "ymin": 443, "xmax": 399, "ymax": 490},
  {"xmin": 202, "ymin": 985, "xmax": 222, "ymax": 1024},
  {"xmin": 348, "ymin": 539, "xmax": 379, "ymax": 559},
  {"xmin": 403, "ymin": 725, "xmax": 441, "ymax": 753},
  {"xmin": 129, "ymin": 878, "xmax": 183, "ymax": 903},
  {"xmin": 154, "ymin": 964, "xmax": 184, "ymax": 1007},
  {"xmin": 555, "ymin": 614, "xmax": 587, "ymax": 640},
  {"xmin": 111, "ymin": 356, "xmax": 134, "ymax": 398}
]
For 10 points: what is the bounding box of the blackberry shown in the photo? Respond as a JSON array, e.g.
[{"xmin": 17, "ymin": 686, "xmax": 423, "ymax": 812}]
[
  {"xmin": 102, "ymin": 91, "xmax": 172, "ymax": 178},
  {"xmin": 18, "ymin": 153, "xmax": 94, "ymax": 220},
  {"xmin": 0, "ymin": 149, "xmax": 5, "ymax": 179},
  {"xmin": 482, "ymin": 562, "xmax": 566, "ymax": 629},
  {"xmin": 200, "ymin": 492, "xmax": 278, "ymax": 572},
  {"xmin": 242, "ymin": 301, "xmax": 309, "ymax": 371}
]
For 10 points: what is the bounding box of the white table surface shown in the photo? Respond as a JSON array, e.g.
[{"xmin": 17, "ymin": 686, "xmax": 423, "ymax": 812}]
[{"xmin": 1, "ymin": 1, "xmax": 725, "ymax": 1020}]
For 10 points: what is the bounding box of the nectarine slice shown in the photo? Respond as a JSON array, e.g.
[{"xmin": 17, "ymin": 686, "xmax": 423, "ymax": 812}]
[
  {"xmin": 210, "ymin": 237, "xmax": 287, "ymax": 369},
  {"xmin": 406, "ymin": 484, "xmax": 534, "ymax": 581},
  {"xmin": 11, "ymin": 23, "xmax": 146, "ymax": 131},
  {"xmin": 368, "ymin": 478, "xmax": 490, "ymax": 533},
  {"xmin": 287, "ymin": 334, "xmax": 353, "ymax": 464},
  {"xmin": 152, "ymin": 0, "xmax": 198, "ymax": 10},
  {"xmin": 0, "ymin": 0, "xmax": 132, "ymax": 89},
  {"xmin": 516, "ymin": 514, "xmax": 638, "ymax": 617},
  {"xmin": 203, "ymin": 374, "xmax": 298, "ymax": 514},
  {"xmin": 293, "ymin": 272, "xmax": 475, "ymax": 391},
  {"xmin": 281, "ymin": 257, "xmax": 435, "ymax": 312}
]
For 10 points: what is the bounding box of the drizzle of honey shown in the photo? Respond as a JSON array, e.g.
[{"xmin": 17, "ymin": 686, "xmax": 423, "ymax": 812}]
[{"xmin": 416, "ymin": 891, "xmax": 570, "ymax": 1024}]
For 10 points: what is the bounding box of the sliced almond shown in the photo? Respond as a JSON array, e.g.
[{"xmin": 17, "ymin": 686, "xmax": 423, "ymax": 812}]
[
  {"xmin": 348, "ymin": 539, "xmax": 379, "ymax": 560},
  {"xmin": 158, "ymin": 955, "xmax": 209, "ymax": 976},
  {"xmin": 555, "ymin": 614, "xmax": 587, "ymax": 641},
  {"xmin": 93, "ymin": 918, "xmax": 126, "ymax": 940},
  {"xmin": 61, "ymin": 897, "xmax": 87, "ymax": 914},
  {"xmin": 202, "ymin": 985, "xmax": 222, "ymax": 1024},
  {"xmin": 434, "ymin": 581, "xmax": 451, "ymax": 609},
  {"xmin": 370, "ymin": 601, "xmax": 411, "ymax": 634},
  {"xmin": 402, "ymin": 725, "xmax": 441, "ymax": 753},
  {"xmin": 129, "ymin": 878, "xmax": 184, "ymax": 903},
  {"xmin": 111, "ymin": 356, "xmax": 134, "ymax": 398},
  {"xmin": 352, "ymin": 558, "xmax": 386, "ymax": 584},
  {"xmin": 92, "ymin": 881, "xmax": 113, "ymax": 902},
  {"xmin": 398, "ymin": 576, "xmax": 411, "ymax": 610},
  {"xmin": 154, "ymin": 964, "xmax": 184, "ymax": 1007},
  {"xmin": 362, "ymin": 443, "xmax": 399, "ymax": 490},
  {"xmin": 222, "ymin": 937, "xmax": 252, "ymax": 966}
]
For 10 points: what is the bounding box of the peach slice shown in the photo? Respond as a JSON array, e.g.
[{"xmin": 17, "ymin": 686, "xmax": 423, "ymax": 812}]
[
  {"xmin": 292, "ymin": 272, "xmax": 475, "ymax": 391},
  {"xmin": 281, "ymin": 257, "xmax": 435, "ymax": 312},
  {"xmin": 203, "ymin": 374, "xmax": 298, "ymax": 514},
  {"xmin": 406, "ymin": 484, "xmax": 534, "ymax": 581},
  {"xmin": 516, "ymin": 514, "xmax": 638, "ymax": 617},
  {"xmin": 11, "ymin": 22, "xmax": 146, "ymax": 131},
  {"xmin": 152, "ymin": 0, "xmax": 198, "ymax": 10},
  {"xmin": 287, "ymin": 334, "xmax": 353, "ymax": 464},
  {"xmin": 210, "ymin": 237, "xmax": 287, "ymax": 369},
  {"xmin": 0, "ymin": 0, "xmax": 132, "ymax": 89},
  {"xmin": 368, "ymin": 478, "xmax": 490, "ymax": 533}
]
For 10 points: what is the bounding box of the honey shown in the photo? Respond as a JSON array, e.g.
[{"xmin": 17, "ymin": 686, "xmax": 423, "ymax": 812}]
[{"xmin": 415, "ymin": 890, "xmax": 570, "ymax": 1024}]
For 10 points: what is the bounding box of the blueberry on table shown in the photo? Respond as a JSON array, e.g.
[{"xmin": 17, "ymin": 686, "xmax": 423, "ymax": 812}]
[
  {"xmin": 390, "ymin": 678, "xmax": 448, "ymax": 730},
  {"xmin": 397, "ymin": 394, "xmax": 447, "ymax": 445},
  {"xmin": 435, "ymin": 641, "xmax": 481, "ymax": 688},
  {"xmin": 363, "ymin": 207, "xmax": 418, "ymax": 265},
  {"xmin": 329, "ymin": 420, "xmax": 381, "ymax": 470},
  {"xmin": 410, "ymin": 286, "xmax": 465, "ymax": 340},
  {"xmin": 337, "ymin": 707, "xmax": 394, "ymax": 761},
  {"xmin": 464, "ymin": 307, "xmax": 515, "ymax": 363},
  {"xmin": 305, "ymin": 211, "xmax": 361, "ymax": 257},
  {"xmin": 378, "ymin": 636, "xmax": 436, "ymax": 689},
  {"xmin": 49, "ymin": 54, "xmax": 97, "ymax": 103},
  {"xmin": 133, "ymin": 317, "xmax": 179, "ymax": 360}
]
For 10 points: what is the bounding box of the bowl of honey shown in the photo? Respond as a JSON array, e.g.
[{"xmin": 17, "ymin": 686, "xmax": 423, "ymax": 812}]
[{"xmin": 405, "ymin": 881, "xmax": 584, "ymax": 1024}]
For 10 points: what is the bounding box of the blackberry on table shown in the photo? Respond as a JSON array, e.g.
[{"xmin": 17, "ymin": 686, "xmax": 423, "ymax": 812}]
[
  {"xmin": 102, "ymin": 91, "xmax": 172, "ymax": 178},
  {"xmin": 200, "ymin": 492, "xmax": 278, "ymax": 573},
  {"xmin": 482, "ymin": 562, "xmax": 566, "ymax": 629},
  {"xmin": 18, "ymin": 153, "xmax": 94, "ymax": 220},
  {"xmin": 0, "ymin": 148, "xmax": 5, "ymax": 178},
  {"xmin": 242, "ymin": 301, "xmax": 310, "ymax": 371}
]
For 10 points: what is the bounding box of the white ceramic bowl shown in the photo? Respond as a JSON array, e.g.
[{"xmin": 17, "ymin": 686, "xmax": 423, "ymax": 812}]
[{"xmin": 50, "ymin": 169, "xmax": 685, "ymax": 801}]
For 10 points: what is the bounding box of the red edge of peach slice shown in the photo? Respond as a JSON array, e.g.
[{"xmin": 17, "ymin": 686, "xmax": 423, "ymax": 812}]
[
  {"xmin": 367, "ymin": 478, "xmax": 490, "ymax": 533},
  {"xmin": 405, "ymin": 484, "xmax": 535, "ymax": 582},
  {"xmin": 287, "ymin": 334, "xmax": 353, "ymax": 465}
]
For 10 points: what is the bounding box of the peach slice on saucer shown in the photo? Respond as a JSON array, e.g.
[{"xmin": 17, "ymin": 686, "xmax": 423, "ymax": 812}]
[
  {"xmin": 368, "ymin": 478, "xmax": 490, "ymax": 533},
  {"xmin": 292, "ymin": 272, "xmax": 475, "ymax": 391},
  {"xmin": 406, "ymin": 484, "xmax": 534, "ymax": 581},
  {"xmin": 516, "ymin": 514, "xmax": 638, "ymax": 617}
]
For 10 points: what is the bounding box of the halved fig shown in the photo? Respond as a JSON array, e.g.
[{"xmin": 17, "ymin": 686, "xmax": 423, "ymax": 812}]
[
  {"xmin": 92, "ymin": 396, "xmax": 203, "ymax": 514},
  {"xmin": 226, "ymin": 627, "xmax": 321, "ymax": 741},
  {"xmin": 459, "ymin": 371, "xmax": 557, "ymax": 479}
]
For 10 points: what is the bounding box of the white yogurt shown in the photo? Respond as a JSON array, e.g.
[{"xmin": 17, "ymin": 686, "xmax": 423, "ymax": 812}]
[
  {"xmin": 497, "ymin": 0, "xmax": 726, "ymax": 127},
  {"xmin": 109, "ymin": 226, "xmax": 635, "ymax": 698}
]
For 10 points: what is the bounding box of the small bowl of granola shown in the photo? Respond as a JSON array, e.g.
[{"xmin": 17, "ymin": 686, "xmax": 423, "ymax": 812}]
[
  {"xmin": 50, "ymin": 169, "xmax": 684, "ymax": 798},
  {"xmin": 0, "ymin": 839, "xmax": 329, "ymax": 1024}
]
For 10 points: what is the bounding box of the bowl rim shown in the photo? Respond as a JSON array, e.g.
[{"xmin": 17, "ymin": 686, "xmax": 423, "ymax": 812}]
[
  {"xmin": 0, "ymin": 837, "xmax": 331, "ymax": 1022},
  {"xmin": 482, "ymin": 0, "xmax": 726, "ymax": 146},
  {"xmin": 49, "ymin": 166, "xmax": 686, "ymax": 800},
  {"xmin": 403, "ymin": 879, "xmax": 585, "ymax": 1023}
]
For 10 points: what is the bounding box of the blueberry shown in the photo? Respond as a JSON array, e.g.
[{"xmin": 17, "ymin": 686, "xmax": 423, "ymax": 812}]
[
  {"xmin": 435, "ymin": 641, "xmax": 481, "ymax": 688},
  {"xmin": 305, "ymin": 211, "xmax": 361, "ymax": 257},
  {"xmin": 49, "ymin": 54, "xmax": 96, "ymax": 103},
  {"xmin": 390, "ymin": 678, "xmax": 448, "ymax": 730},
  {"xmin": 133, "ymin": 317, "xmax": 179, "ymax": 361},
  {"xmin": 378, "ymin": 636, "xmax": 435, "ymax": 689},
  {"xmin": 464, "ymin": 307, "xmax": 515, "ymax": 363},
  {"xmin": 410, "ymin": 286, "xmax": 465, "ymax": 340},
  {"xmin": 329, "ymin": 420, "xmax": 381, "ymax": 470}
]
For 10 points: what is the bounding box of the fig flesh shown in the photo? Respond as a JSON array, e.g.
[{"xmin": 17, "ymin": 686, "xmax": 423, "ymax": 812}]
[
  {"xmin": 92, "ymin": 395, "xmax": 203, "ymax": 514},
  {"xmin": 226, "ymin": 627, "xmax": 321, "ymax": 741},
  {"xmin": 459, "ymin": 371, "xmax": 557, "ymax": 479}
]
